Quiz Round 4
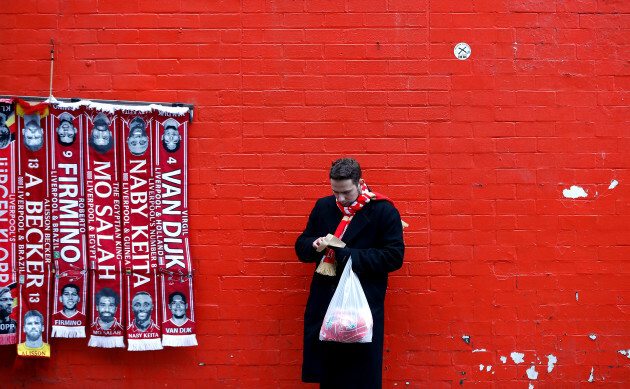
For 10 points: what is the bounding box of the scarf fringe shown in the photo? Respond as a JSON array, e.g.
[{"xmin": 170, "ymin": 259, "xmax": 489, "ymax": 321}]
[
  {"xmin": 316, "ymin": 261, "xmax": 336, "ymax": 276},
  {"xmin": 162, "ymin": 334, "xmax": 198, "ymax": 347},
  {"xmin": 52, "ymin": 325, "xmax": 86, "ymax": 338},
  {"xmin": 0, "ymin": 333, "xmax": 16, "ymax": 345},
  {"xmin": 127, "ymin": 338, "xmax": 164, "ymax": 351},
  {"xmin": 88, "ymin": 335, "xmax": 125, "ymax": 348}
]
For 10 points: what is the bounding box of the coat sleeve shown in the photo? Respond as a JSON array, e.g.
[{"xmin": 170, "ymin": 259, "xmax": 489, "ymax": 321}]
[
  {"xmin": 349, "ymin": 202, "xmax": 405, "ymax": 275},
  {"xmin": 294, "ymin": 199, "xmax": 326, "ymax": 263}
]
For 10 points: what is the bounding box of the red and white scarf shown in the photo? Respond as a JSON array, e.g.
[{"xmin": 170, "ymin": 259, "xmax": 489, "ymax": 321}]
[
  {"xmin": 48, "ymin": 103, "xmax": 89, "ymax": 338},
  {"xmin": 0, "ymin": 99, "xmax": 18, "ymax": 345},
  {"xmin": 154, "ymin": 109, "xmax": 197, "ymax": 347},
  {"xmin": 15, "ymin": 100, "xmax": 52, "ymax": 358},
  {"xmin": 85, "ymin": 106, "xmax": 125, "ymax": 348},
  {"xmin": 316, "ymin": 182, "xmax": 393, "ymax": 276},
  {"xmin": 120, "ymin": 107, "xmax": 163, "ymax": 351}
]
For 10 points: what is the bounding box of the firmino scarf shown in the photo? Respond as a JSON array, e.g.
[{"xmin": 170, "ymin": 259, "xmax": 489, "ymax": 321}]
[
  {"xmin": 48, "ymin": 102, "xmax": 88, "ymax": 338},
  {"xmin": 0, "ymin": 99, "xmax": 17, "ymax": 345},
  {"xmin": 15, "ymin": 100, "xmax": 52, "ymax": 358},
  {"xmin": 85, "ymin": 106, "xmax": 125, "ymax": 348},
  {"xmin": 153, "ymin": 108, "xmax": 197, "ymax": 347},
  {"xmin": 316, "ymin": 182, "xmax": 393, "ymax": 277},
  {"xmin": 120, "ymin": 107, "xmax": 162, "ymax": 351}
]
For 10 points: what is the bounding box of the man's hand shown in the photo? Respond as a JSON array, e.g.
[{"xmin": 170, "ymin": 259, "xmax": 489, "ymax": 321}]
[{"xmin": 312, "ymin": 237, "xmax": 326, "ymax": 250}]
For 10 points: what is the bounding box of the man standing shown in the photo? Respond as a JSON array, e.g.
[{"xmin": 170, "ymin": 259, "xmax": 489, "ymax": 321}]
[
  {"xmin": 0, "ymin": 286, "xmax": 16, "ymax": 335},
  {"xmin": 92, "ymin": 287, "xmax": 123, "ymax": 333},
  {"xmin": 52, "ymin": 283, "xmax": 86, "ymax": 326},
  {"xmin": 295, "ymin": 157, "xmax": 404, "ymax": 388},
  {"xmin": 18, "ymin": 310, "xmax": 50, "ymax": 357},
  {"xmin": 128, "ymin": 291, "xmax": 159, "ymax": 333}
]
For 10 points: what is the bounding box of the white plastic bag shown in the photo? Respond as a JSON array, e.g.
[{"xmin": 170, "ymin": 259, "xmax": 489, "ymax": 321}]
[{"xmin": 319, "ymin": 258, "xmax": 373, "ymax": 343}]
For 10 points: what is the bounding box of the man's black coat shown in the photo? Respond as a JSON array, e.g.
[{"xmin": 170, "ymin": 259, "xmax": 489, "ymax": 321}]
[{"xmin": 295, "ymin": 195, "xmax": 404, "ymax": 389}]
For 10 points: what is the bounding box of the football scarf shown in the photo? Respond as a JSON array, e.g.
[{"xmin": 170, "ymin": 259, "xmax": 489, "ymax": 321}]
[
  {"xmin": 0, "ymin": 99, "xmax": 18, "ymax": 345},
  {"xmin": 316, "ymin": 182, "xmax": 393, "ymax": 276},
  {"xmin": 15, "ymin": 100, "xmax": 52, "ymax": 358},
  {"xmin": 154, "ymin": 108, "xmax": 197, "ymax": 347},
  {"xmin": 85, "ymin": 106, "xmax": 125, "ymax": 348},
  {"xmin": 120, "ymin": 107, "xmax": 162, "ymax": 351},
  {"xmin": 48, "ymin": 103, "xmax": 88, "ymax": 338}
]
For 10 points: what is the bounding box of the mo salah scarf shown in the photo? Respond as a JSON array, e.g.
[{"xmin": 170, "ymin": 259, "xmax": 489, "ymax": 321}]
[
  {"xmin": 0, "ymin": 99, "xmax": 18, "ymax": 345},
  {"xmin": 85, "ymin": 105, "xmax": 125, "ymax": 348},
  {"xmin": 48, "ymin": 103, "xmax": 88, "ymax": 338},
  {"xmin": 120, "ymin": 107, "xmax": 162, "ymax": 351},
  {"xmin": 316, "ymin": 182, "xmax": 394, "ymax": 277},
  {"xmin": 15, "ymin": 100, "xmax": 52, "ymax": 358},
  {"xmin": 153, "ymin": 108, "xmax": 197, "ymax": 347}
]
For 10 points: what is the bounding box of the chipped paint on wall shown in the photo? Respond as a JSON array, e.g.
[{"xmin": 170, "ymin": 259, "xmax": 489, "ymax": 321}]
[
  {"xmin": 500, "ymin": 356, "xmax": 507, "ymax": 364},
  {"xmin": 563, "ymin": 185, "xmax": 588, "ymax": 199},
  {"xmin": 527, "ymin": 365, "xmax": 538, "ymax": 380},
  {"xmin": 462, "ymin": 335, "xmax": 470, "ymax": 344},
  {"xmin": 546, "ymin": 354, "xmax": 557, "ymax": 373},
  {"xmin": 589, "ymin": 334, "xmax": 596, "ymax": 340},
  {"xmin": 472, "ymin": 349, "xmax": 487, "ymax": 353},
  {"xmin": 609, "ymin": 180, "xmax": 618, "ymax": 189},
  {"xmin": 588, "ymin": 367, "xmax": 594, "ymax": 382},
  {"xmin": 511, "ymin": 352, "xmax": 525, "ymax": 364},
  {"xmin": 618, "ymin": 350, "xmax": 630, "ymax": 358}
]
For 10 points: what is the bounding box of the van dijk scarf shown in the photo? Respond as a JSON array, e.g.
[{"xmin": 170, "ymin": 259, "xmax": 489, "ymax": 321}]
[
  {"xmin": 49, "ymin": 103, "xmax": 88, "ymax": 338},
  {"xmin": 15, "ymin": 100, "xmax": 52, "ymax": 358},
  {"xmin": 316, "ymin": 182, "xmax": 393, "ymax": 277},
  {"xmin": 154, "ymin": 108, "xmax": 197, "ymax": 347},
  {"xmin": 85, "ymin": 106, "xmax": 125, "ymax": 348},
  {"xmin": 120, "ymin": 108, "xmax": 162, "ymax": 351}
]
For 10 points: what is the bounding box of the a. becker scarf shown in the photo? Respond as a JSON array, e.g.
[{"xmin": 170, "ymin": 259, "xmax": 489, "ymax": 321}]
[
  {"xmin": 48, "ymin": 103, "xmax": 88, "ymax": 338},
  {"xmin": 315, "ymin": 182, "xmax": 393, "ymax": 276},
  {"xmin": 153, "ymin": 108, "xmax": 197, "ymax": 347},
  {"xmin": 85, "ymin": 106, "xmax": 125, "ymax": 348},
  {"xmin": 15, "ymin": 100, "xmax": 52, "ymax": 358},
  {"xmin": 120, "ymin": 107, "xmax": 162, "ymax": 351},
  {"xmin": 0, "ymin": 99, "xmax": 18, "ymax": 345}
]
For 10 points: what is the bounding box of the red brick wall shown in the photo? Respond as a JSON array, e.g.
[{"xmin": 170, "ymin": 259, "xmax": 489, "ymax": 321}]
[{"xmin": 2, "ymin": 0, "xmax": 630, "ymax": 387}]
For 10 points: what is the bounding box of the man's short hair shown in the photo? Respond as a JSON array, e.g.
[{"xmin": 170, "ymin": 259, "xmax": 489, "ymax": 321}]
[
  {"xmin": 168, "ymin": 292, "xmax": 187, "ymax": 304},
  {"xmin": 61, "ymin": 283, "xmax": 80, "ymax": 295},
  {"xmin": 0, "ymin": 286, "xmax": 11, "ymax": 298},
  {"xmin": 329, "ymin": 158, "xmax": 362, "ymax": 185},
  {"xmin": 133, "ymin": 291, "xmax": 152, "ymax": 301},
  {"xmin": 24, "ymin": 310, "xmax": 44, "ymax": 325},
  {"xmin": 95, "ymin": 287, "xmax": 120, "ymax": 306}
]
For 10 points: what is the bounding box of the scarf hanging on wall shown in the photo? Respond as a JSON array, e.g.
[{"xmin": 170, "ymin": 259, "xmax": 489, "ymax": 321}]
[
  {"xmin": 154, "ymin": 108, "xmax": 197, "ymax": 347},
  {"xmin": 120, "ymin": 107, "xmax": 162, "ymax": 351},
  {"xmin": 0, "ymin": 99, "xmax": 18, "ymax": 345},
  {"xmin": 85, "ymin": 105, "xmax": 125, "ymax": 348},
  {"xmin": 48, "ymin": 102, "xmax": 88, "ymax": 338},
  {"xmin": 15, "ymin": 100, "xmax": 52, "ymax": 358}
]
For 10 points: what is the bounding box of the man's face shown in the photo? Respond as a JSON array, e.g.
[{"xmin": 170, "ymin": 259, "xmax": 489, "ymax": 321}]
[
  {"xmin": 0, "ymin": 291, "xmax": 13, "ymax": 318},
  {"xmin": 132, "ymin": 294, "xmax": 153, "ymax": 323},
  {"xmin": 96, "ymin": 296, "xmax": 117, "ymax": 323},
  {"xmin": 60, "ymin": 287, "xmax": 79, "ymax": 310},
  {"xmin": 162, "ymin": 127, "xmax": 180, "ymax": 151},
  {"xmin": 23, "ymin": 122, "xmax": 43, "ymax": 149},
  {"xmin": 92, "ymin": 125, "xmax": 111, "ymax": 146},
  {"xmin": 56, "ymin": 121, "xmax": 76, "ymax": 143},
  {"xmin": 128, "ymin": 128, "xmax": 148, "ymax": 155},
  {"xmin": 24, "ymin": 316, "xmax": 43, "ymax": 342},
  {"xmin": 331, "ymin": 178, "xmax": 362, "ymax": 207},
  {"xmin": 169, "ymin": 295, "xmax": 188, "ymax": 319}
]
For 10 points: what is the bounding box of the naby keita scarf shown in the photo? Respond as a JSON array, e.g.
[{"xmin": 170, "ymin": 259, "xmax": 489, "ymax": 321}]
[{"xmin": 315, "ymin": 182, "xmax": 393, "ymax": 277}]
